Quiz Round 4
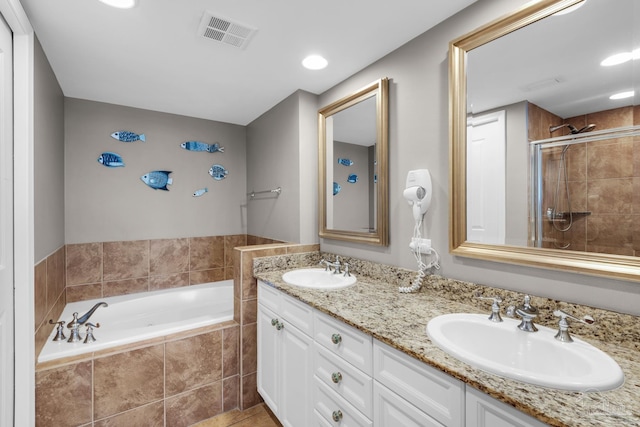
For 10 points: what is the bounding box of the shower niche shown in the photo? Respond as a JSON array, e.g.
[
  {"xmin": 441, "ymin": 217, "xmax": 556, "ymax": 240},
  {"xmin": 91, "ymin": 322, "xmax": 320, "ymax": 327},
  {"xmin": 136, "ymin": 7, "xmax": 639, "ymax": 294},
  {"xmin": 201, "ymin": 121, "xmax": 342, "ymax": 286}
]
[{"xmin": 529, "ymin": 104, "xmax": 640, "ymax": 256}]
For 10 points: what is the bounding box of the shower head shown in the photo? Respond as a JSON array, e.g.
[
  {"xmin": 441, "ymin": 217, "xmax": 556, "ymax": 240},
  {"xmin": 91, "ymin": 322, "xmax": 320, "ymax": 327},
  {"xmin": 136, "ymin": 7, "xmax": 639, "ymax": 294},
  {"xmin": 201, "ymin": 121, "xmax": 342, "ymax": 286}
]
[{"xmin": 549, "ymin": 123, "xmax": 596, "ymax": 134}]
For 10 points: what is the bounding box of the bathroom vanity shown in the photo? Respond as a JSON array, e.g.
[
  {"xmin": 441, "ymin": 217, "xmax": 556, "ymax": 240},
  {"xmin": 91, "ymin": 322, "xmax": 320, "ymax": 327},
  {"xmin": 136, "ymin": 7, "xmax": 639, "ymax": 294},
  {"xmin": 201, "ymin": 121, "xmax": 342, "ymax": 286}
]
[{"xmin": 255, "ymin": 257, "xmax": 640, "ymax": 427}]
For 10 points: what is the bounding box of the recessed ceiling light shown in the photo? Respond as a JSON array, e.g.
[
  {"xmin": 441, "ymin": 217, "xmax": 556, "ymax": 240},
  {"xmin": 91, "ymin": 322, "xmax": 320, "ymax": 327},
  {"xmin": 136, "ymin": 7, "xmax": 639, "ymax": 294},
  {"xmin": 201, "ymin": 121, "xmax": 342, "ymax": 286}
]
[
  {"xmin": 302, "ymin": 55, "xmax": 328, "ymax": 70},
  {"xmin": 609, "ymin": 90, "xmax": 635, "ymax": 100},
  {"xmin": 98, "ymin": 0, "xmax": 137, "ymax": 9},
  {"xmin": 553, "ymin": 0, "xmax": 586, "ymax": 16}
]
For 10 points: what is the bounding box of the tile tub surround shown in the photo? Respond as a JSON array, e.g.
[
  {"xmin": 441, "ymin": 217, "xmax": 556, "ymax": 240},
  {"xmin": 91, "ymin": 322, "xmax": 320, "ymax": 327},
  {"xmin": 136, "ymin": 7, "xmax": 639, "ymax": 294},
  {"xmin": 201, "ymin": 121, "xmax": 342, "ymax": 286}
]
[
  {"xmin": 35, "ymin": 234, "xmax": 282, "ymax": 363},
  {"xmin": 254, "ymin": 253, "xmax": 640, "ymax": 427},
  {"xmin": 36, "ymin": 321, "xmax": 240, "ymax": 427}
]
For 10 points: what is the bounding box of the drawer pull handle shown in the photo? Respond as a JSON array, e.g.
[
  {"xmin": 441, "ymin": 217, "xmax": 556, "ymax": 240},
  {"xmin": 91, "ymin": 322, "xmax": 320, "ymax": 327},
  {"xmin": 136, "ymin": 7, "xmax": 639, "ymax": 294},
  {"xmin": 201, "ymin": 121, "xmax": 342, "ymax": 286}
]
[
  {"xmin": 275, "ymin": 321, "xmax": 284, "ymax": 331},
  {"xmin": 331, "ymin": 333, "xmax": 342, "ymax": 345},
  {"xmin": 332, "ymin": 410, "xmax": 343, "ymax": 422},
  {"xmin": 331, "ymin": 371, "xmax": 342, "ymax": 383},
  {"xmin": 271, "ymin": 318, "xmax": 278, "ymax": 326}
]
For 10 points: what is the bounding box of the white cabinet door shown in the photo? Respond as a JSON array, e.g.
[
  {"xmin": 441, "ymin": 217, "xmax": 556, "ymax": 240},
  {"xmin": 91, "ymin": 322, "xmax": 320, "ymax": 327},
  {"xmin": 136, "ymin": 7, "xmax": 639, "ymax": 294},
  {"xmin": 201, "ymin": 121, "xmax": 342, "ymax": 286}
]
[
  {"xmin": 280, "ymin": 318, "xmax": 314, "ymax": 427},
  {"xmin": 466, "ymin": 387, "xmax": 548, "ymax": 427},
  {"xmin": 257, "ymin": 303, "xmax": 280, "ymax": 415}
]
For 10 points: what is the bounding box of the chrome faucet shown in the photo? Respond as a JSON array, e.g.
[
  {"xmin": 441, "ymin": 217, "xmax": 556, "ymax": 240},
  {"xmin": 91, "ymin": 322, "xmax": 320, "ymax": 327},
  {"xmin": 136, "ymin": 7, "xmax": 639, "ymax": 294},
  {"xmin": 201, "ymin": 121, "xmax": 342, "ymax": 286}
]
[
  {"xmin": 77, "ymin": 301, "xmax": 108, "ymax": 324},
  {"xmin": 553, "ymin": 310, "xmax": 594, "ymax": 342},
  {"xmin": 320, "ymin": 256, "xmax": 342, "ymax": 274},
  {"xmin": 507, "ymin": 295, "xmax": 539, "ymax": 332},
  {"xmin": 67, "ymin": 302, "xmax": 108, "ymax": 343}
]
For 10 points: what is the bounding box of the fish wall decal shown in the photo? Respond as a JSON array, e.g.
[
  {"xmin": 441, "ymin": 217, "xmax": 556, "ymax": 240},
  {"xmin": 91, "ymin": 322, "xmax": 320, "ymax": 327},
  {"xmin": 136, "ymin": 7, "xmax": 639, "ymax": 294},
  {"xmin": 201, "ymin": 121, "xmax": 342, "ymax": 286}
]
[
  {"xmin": 111, "ymin": 131, "xmax": 146, "ymax": 143},
  {"xmin": 181, "ymin": 141, "xmax": 225, "ymax": 153},
  {"xmin": 337, "ymin": 158, "xmax": 353, "ymax": 166},
  {"xmin": 141, "ymin": 171, "xmax": 172, "ymax": 191},
  {"xmin": 97, "ymin": 152, "xmax": 124, "ymax": 167},
  {"xmin": 209, "ymin": 164, "xmax": 228, "ymax": 180},
  {"xmin": 333, "ymin": 182, "xmax": 341, "ymax": 195},
  {"xmin": 193, "ymin": 188, "xmax": 208, "ymax": 197},
  {"xmin": 347, "ymin": 174, "xmax": 358, "ymax": 183}
]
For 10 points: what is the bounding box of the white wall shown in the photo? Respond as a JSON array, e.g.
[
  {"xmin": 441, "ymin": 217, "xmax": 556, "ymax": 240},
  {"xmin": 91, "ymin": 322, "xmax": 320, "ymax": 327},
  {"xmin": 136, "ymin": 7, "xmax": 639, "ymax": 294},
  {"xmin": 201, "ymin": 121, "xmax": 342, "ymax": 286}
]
[
  {"xmin": 64, "ymin": 98, "xmax": 247, "ymax": 243},
  {"xmin": 317, "ymin": 0, "xmax": 640, "ymax": 315}
]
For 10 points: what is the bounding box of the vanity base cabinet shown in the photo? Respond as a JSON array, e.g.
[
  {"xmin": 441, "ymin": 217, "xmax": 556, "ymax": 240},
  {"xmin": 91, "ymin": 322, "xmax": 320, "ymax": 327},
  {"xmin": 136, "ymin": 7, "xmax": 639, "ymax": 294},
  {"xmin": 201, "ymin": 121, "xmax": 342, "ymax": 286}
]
[
  {"xmin": 466, "ymin": 387, "xmax": 548, "ymax": 427},
  {"xmin": 257, "ymin": 282, "xmax": 314, "ymax": 427}
]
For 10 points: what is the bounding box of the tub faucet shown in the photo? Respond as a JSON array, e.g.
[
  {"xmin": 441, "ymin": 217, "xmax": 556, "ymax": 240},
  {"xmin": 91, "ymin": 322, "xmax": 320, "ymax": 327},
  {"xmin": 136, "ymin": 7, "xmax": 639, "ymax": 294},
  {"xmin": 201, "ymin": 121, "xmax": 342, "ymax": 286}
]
[
  {"xmin": 67, "ymin": 302, "xmax": 108, "ymax": 343},
  {"xmin": 77, "ymin": 301, "xmax": 108, "ymax": 324},
  {"xmin": 506, "ymin": 295, "xmax": 539, "ymax": 332}
]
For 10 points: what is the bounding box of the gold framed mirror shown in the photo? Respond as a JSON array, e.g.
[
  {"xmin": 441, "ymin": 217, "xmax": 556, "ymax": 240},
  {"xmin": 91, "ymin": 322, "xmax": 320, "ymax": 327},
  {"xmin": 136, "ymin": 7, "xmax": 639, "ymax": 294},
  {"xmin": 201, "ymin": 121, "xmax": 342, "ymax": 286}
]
[
  {"xmin": 319, "ymin": 78, "xmax": 389, "ymax": 246},
  {"xmin": 449, "ymin": 0, "xmax": 640, "ymax": 281}
]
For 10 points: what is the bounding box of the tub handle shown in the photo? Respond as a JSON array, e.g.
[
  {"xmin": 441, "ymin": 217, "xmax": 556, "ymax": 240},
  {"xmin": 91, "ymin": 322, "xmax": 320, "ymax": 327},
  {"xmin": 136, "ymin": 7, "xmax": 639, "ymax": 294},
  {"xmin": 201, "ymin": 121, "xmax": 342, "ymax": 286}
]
[
  {"xmin": 48, "ymin": 319, "xmax": 66, "ymax": 341},
  {"xmin": 83, "ymin": 322, "xmax": 100, "ymax": 344}
]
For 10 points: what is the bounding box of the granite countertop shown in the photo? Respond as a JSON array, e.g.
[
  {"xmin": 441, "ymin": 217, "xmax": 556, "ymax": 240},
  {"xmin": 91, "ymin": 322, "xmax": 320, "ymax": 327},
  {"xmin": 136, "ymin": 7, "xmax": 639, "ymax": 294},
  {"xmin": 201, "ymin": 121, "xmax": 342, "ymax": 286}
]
[{"xmin": 254, "ymin": 264, "xmax": 640, "ymax": 427}]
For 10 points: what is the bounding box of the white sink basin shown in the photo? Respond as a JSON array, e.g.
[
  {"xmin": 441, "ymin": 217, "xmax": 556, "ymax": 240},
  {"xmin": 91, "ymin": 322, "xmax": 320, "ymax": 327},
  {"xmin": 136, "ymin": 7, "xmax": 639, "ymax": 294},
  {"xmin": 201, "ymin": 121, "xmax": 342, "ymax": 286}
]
[
  {"xmin": 426, "ymin": 313, "xmax": 624, "ymax": 391},
  {"xmin": 282, "ymin": 268, "xmax": 356, "ymax": 290}
]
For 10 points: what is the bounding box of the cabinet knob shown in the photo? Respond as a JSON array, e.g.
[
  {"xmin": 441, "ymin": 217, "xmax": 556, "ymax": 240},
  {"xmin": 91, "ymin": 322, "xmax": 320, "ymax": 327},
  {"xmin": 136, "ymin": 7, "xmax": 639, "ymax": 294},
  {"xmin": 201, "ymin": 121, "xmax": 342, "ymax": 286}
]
[
  {"xmin": 331, "ymin": 371, "xmax": 343, "ymax": 384},
  {"xmin": 271, "ymin": 318, "xmax": 284, "ymax": 330},
  {"xmin": 332, "ymin": 410, "xmax": 343, "ymax": 422},
  {"xmin": 331, "ymin": 333, "xmax": 342, "ymax": 345}
]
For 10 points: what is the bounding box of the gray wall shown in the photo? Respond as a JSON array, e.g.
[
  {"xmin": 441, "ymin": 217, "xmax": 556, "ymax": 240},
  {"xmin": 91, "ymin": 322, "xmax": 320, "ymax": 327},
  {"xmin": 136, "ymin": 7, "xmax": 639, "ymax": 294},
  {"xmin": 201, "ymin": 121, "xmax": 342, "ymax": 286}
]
[
  {"xmin": 317, "ymin": 0, "xmax": 640, "ymax": 315},
  {"xmin": 332, "ymin": 141, "xmax": 370, "ymax": 231},
  {"xmin": 246, "ymin": 90, "xmax": 318, "ymax": 243},
  {"xmin": 64, "ymin": 98, "xmax": 247, "ymax": 243},
  {"xmin": 34, "ymin": 36, "xmax": 65, "ymax": 263}
]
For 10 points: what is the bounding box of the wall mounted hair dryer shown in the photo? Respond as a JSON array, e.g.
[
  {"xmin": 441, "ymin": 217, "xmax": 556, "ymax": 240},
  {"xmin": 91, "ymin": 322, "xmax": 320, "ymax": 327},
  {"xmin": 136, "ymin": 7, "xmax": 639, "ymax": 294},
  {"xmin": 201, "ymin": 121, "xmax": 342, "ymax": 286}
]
[{"xmin": 404, "ymin": 169, "xmax": 432, "ymax": 222}]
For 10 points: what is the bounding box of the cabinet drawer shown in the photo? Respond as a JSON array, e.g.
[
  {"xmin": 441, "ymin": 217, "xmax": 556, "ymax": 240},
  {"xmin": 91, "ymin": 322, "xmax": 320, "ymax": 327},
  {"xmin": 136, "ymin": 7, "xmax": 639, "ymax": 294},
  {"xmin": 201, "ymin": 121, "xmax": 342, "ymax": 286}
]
[
  {"xmin": 373, "ymin": 381, "xmax": 444, "ymax": 427},
  {"xmin": 314, "ymin": 377, "xmax": 373, "ymax": 427},
  {"xmin": 281, "ymin": 292, "xmax": 314, "ymax": 336},
  {"xmin": 258, "ymin": 281, "xmax": 281, "ymax": 313},
  {"xmin": 314, "ymin": 311, "xmax": 372, "ymax": 375},
  {"xmin": 314, "ymin": 342, "xmax": 373, "ymax": 418},
  {"xmin": 373, "ymin": 340, "xmax": 464, "ymax": 427}
]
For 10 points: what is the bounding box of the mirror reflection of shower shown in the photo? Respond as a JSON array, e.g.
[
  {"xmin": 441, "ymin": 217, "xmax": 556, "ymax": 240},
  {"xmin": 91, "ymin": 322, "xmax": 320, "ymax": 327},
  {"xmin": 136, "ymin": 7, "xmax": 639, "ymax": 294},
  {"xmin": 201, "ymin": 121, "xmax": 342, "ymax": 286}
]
[{"xmin": 545, "ymin": 123, "xmax": 595, "ymax": 248}]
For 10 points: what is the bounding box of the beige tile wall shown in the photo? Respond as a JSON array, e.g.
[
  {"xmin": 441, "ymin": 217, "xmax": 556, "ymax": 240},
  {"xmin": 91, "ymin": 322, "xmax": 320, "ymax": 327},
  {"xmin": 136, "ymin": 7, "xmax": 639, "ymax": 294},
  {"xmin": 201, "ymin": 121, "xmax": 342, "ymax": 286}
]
[{"xmin": 531, "ymin": 104, "xmax": 640, "ymax": 256}]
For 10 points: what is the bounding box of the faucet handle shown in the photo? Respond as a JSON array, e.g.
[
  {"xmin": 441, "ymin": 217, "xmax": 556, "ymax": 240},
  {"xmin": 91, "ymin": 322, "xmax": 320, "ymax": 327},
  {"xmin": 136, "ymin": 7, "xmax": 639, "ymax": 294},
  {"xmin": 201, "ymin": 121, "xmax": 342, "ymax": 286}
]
[
  {"xmin": 475, "ymin": 293, "xmax": 503, "ymax": 322},
  {"xmin": 83, "ymin": 322, "xmax": 100, "ymax": 344},
  {"xmin": 343, "ymin": 263, "xmax": 350, "ymax": 277},
  {"xmin": 48, "ymin": 319, "xmax": 67, "ymax": 341},
  {"xmin": 553, "ymin": 310, "xmax": 594, "ymax": 343}
]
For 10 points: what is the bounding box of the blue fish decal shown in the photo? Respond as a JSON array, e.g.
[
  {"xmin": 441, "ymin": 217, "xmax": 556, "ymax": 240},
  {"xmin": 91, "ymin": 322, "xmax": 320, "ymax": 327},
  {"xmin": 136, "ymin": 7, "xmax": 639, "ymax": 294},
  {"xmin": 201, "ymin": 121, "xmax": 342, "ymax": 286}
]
[
  {"xmin": 111, "ymin": 131, "xmax": 146, "ymax": 143},
  {"xmin": 333, "ymin": 182, "xmax": 341, "ymax": 196},
  {"xmin": 193, "ymin": 188, "xmax": 208, "ymax": 197},
  {"xmin": 181, "ymin": 141, "xmax": 225, "ymax": 153},
  {"xmin": 97, "ymin": 152, "xmax": 124, "ymax": 167},
  {"xmin": 209, "ymin": 164, "xmax": 228, "ymax": 180},
  {"xmin": 347, "ymin": 174, "xmax": 358, "ymax": 183},
  {"xmin": 337, "ymin": 158, "xmax": 353, "ymax": 166},
  {"xmin": 141, "ymin": 171, "xmax": 172, "ymax": 191}
]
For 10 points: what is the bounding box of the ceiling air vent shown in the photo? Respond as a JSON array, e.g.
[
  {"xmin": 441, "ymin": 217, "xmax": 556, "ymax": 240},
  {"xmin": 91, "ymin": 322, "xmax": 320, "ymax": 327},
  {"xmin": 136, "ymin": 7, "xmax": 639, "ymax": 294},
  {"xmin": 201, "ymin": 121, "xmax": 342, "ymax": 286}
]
[{"xmin": 198, "ymin": 12, "xmax": 257, "ymax": 49}]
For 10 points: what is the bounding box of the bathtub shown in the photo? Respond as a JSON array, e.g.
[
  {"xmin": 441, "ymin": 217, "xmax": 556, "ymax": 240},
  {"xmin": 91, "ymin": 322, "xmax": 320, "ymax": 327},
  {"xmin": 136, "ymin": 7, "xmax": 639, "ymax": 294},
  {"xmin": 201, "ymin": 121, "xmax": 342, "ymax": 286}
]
[{"xmin": 38, "ymin": 280, "xmax": 234, "ymax": 363}]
